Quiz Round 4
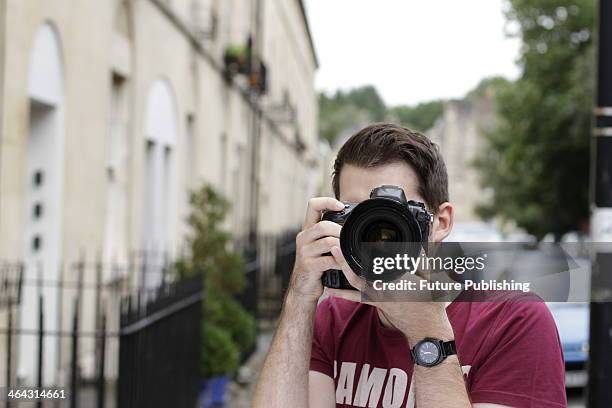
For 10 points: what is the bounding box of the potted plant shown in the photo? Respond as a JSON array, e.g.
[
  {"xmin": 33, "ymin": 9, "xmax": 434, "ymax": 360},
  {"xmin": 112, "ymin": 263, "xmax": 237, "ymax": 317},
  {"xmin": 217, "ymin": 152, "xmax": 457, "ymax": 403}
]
[
  {"xmin": 200, "ymin": 323, "xmax": 238, "ymax": 407},
  {"xmin": 223, "ymin": 44, "xmax": 249, "ymax": 77},
  {"xmin": 176, "ymin": 184, "xmax": 256, "ymax": 407}
]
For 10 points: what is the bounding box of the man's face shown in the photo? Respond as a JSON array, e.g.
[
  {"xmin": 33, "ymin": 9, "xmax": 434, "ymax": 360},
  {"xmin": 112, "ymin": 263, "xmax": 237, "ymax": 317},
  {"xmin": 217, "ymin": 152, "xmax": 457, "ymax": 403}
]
[{"xmin": 338, "ymin": 161, "xmax": 453, "ymax": 242}]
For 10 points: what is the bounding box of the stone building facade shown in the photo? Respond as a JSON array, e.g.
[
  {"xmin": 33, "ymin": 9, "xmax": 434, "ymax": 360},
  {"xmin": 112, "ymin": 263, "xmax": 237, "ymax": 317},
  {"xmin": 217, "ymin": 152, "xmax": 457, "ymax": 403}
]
[
  {"xmin": 428, "ymin": 91, "xmax": 496, "ymax": 223},
  {"xmin": 0, "ymin": 0, "xmax": 319, "ymax": 386}
]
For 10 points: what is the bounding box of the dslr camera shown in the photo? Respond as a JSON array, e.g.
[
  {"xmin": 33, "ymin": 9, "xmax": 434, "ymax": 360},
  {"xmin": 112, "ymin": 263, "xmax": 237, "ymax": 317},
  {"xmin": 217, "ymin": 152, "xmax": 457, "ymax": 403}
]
[{"xmin": 321, "ymin": 185, "xmax": 433, "ymax": 290}]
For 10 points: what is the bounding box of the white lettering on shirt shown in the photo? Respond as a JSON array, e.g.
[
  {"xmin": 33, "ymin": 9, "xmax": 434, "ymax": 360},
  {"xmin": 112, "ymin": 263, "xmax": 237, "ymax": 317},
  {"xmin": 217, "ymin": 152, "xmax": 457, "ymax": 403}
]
[
  {"xmin": 336, "ymin": 361, "xmax": 357, "ymax": 404},
  {"xmin": 353, "ymin": 363, "xmax": 386, "ymax": 407},
  {"xmin": 382, "ymin": 367, "xmax": 408, "ymax": 408},
  {"xmin": 333, "ymin": 361, "xmax": 473, "ymax": 407}
]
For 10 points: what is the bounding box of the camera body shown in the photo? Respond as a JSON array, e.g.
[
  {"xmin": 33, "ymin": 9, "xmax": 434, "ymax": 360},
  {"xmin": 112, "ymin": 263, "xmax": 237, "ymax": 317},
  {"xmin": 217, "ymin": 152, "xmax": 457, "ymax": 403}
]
[{"xmin": 321, "ymin": 185, "xmax": 433, "ymax": 290}]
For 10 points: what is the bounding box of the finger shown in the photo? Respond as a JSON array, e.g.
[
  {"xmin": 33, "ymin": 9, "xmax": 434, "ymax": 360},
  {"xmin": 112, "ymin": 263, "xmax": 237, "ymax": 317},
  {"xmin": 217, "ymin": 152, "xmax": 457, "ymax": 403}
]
[
  {"xmin": 326, "ymin": 288, "xmax": 362, "ymax": 303},
  {"xmin": 303, "ymin": 197, "xmax": 345, "ymax": 229},
  {"xmin": 302, "ymin": 236, "xmax": 340, "ymax": 257},
  {"xmin": 298, "ymin": 221, "xmax": 341, "ymax": 245},
  {"xmin": 307, "ymin": 256, "xmax": 341, "ymax": 274},
  {"xmin": 331, "ymin": 246, "xmax": 366, "ymax": 292}
]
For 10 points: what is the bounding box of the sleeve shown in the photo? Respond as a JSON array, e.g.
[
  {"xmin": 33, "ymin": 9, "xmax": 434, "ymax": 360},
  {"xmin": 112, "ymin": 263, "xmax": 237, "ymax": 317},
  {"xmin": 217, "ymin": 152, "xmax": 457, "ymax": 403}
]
[
  {"xmin": 309, "ymin": 298, "xmax": 335, "ymax": 378},
  {"xmin": 469, "ymin": 299, "xmax": 567, "ymax": 408}
]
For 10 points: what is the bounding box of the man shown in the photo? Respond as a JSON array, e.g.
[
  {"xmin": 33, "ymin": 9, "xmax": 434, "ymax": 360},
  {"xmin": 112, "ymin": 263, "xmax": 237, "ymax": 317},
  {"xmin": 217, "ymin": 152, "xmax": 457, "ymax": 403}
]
[{"xmin": 253, "ymin": 124, "xmax": 566, "ymax": 407}]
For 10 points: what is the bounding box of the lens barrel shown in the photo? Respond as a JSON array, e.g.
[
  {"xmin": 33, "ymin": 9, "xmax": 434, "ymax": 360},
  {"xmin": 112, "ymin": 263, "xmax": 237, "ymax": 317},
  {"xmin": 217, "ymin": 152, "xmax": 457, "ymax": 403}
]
[{"xmin": 340, "ymin": 197, "xmax": 424, "ymax": 282}]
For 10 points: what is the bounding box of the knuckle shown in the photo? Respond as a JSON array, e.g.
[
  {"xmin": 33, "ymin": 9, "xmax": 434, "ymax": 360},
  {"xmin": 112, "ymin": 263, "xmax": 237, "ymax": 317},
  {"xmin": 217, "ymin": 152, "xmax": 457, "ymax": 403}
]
[
  {"xmin": 319, "ymin": 220, "xmax": 336, "ymax": 233},
  {"xmin": 318, "ymin": 220, "xmax": 331, "ymax": 229},
  {"xmin": 324, "ymin": 236, "xmax": 337, "ymax": 247},
  {"xmin": 323, "ymin": 220, "xmax": 341, "ymax": 235}
]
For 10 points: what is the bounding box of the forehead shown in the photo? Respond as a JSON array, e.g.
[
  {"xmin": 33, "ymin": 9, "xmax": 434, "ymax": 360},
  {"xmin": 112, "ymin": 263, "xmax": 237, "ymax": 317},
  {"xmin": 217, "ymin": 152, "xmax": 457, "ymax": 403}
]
[{"xmin": 338, "ymin": 162, "xmax": 422, "ymax": 203}]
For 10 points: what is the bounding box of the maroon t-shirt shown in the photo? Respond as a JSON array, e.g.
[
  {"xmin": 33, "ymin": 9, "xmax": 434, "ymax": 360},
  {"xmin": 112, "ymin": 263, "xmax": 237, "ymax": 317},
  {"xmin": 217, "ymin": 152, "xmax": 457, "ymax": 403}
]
[{"xmin": 310, "ymin": 294, "xmax": 566, "ymax": 407}]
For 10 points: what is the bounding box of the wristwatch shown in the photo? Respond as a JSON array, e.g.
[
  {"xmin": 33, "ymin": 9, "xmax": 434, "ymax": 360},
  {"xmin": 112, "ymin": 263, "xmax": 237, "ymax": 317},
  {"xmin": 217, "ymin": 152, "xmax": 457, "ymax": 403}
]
[{"xmin": 411, "ymin": 337, "xmax": 457, "ymax": 367}]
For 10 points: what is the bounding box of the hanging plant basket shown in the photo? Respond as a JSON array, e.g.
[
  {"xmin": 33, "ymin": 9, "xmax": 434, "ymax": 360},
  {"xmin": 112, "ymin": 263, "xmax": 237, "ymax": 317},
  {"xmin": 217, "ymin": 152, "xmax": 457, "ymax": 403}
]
[{"xmin": 223, "ymin": 45, "xmax": 249, "ymax": 77}]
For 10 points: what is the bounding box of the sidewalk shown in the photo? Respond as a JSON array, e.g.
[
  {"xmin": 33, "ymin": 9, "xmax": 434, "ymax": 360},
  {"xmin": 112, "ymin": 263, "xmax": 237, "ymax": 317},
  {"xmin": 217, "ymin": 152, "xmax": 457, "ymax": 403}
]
[{"xmin": 226, "ymin": 330, "xmax": 274, "ymax": 407}]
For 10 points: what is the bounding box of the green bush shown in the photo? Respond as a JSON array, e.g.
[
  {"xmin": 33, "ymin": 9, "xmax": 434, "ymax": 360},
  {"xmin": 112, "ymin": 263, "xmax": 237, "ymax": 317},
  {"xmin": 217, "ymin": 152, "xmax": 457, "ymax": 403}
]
[
  {"xmin": 177, "ymin": 184, "xmax": 256, "ymax": 378},
  {"xmin": 214, "ymin": 296, "xmax": 256, "ymax": 353},
  {"xmin": 201, "ymin": 323, "xmax": 240, "ymax": 377}
]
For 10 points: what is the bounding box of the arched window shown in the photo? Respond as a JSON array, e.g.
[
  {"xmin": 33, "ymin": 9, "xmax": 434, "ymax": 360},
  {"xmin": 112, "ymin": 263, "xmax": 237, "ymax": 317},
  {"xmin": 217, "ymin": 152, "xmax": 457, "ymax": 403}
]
[
  {"xmin": 142, "ymin": 79, "xmax": 178, "ymax": 286},
  {"xmin": 20, "ymin": 21, "xmax": 65, "ymax": 386}
]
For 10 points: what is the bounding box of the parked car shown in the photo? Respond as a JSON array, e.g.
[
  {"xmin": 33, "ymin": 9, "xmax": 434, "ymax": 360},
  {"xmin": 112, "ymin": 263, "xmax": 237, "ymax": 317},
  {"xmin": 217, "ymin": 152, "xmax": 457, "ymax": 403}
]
[{"xmin": 547, "ymin": 302, "xmax": 589, "ymax": 388}]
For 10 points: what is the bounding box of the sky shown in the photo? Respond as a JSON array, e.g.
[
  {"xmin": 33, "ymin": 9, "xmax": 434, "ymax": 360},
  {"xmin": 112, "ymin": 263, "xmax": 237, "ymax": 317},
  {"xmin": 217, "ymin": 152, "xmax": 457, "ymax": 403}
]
[{"xmin": 303, "ymin": 0, "xmax": 522, "ymax": 107}]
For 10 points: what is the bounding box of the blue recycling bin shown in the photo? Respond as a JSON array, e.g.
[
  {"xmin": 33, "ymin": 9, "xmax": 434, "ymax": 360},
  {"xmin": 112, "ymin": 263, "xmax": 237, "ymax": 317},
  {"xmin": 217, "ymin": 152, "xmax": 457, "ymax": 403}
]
[{"xmin": 200, "ymin": 376, "xmax": 230, "ymax": 407}]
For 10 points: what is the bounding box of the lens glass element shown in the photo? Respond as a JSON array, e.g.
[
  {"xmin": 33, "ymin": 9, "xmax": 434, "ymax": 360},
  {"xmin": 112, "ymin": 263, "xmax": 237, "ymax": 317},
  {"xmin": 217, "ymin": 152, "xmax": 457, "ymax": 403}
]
[{"xmin": 362, "ymin": 221, "xmax": 401, "ymax": 243}]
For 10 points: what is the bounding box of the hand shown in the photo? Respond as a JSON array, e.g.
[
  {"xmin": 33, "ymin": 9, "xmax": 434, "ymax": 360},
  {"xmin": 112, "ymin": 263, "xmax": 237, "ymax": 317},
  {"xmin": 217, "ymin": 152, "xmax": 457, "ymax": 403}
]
[
  {"xmin": 287, "ymin": 198, "xmax": 345, "ymax": 303},
  {"xmin": 327, "ymin": 246, "xmax": 454, "ymax": 345}
]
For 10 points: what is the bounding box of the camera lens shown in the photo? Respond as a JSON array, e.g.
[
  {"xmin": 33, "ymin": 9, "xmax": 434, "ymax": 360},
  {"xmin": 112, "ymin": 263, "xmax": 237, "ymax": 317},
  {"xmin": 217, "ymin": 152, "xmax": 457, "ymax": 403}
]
[
  {"xmin": 340, "ymin": 198, "xmax": 424, "ymax": 281},
  {"xmin": 362, "ymin": 222, "xmax": 401, "ymax": 243}
]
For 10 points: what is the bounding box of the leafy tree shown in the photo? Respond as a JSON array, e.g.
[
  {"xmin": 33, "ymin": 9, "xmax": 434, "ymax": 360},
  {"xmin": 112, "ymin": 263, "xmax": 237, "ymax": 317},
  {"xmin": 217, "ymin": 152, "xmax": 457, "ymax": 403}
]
[
  {"xmin": 318, "ymin": 86, "xmax": 387, "ymax": 144},
  {"xmin": 345, "ymin": 86, "xmax": 387, "ymax": 121},
  {"xmin": 466, "ymin": 77, "xmax": 511, "ymax": 100},
  {"xmin": 319, "ymin": 97, "xmax": 368, "ymax": 144},
  {"xmin": 391, "ymin": 100, "xmax": 445, "ymax": 132},
  {"xmin": 474, "ymin": 0, "xmax": 595, "ymax": 240},
  {"xmin": 176, "ymin": 184, "xmax": 256, "ymax": 377}
]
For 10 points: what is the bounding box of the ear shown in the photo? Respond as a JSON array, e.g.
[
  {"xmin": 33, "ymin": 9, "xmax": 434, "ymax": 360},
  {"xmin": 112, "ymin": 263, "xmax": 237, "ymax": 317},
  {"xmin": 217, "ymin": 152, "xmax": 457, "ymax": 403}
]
[{"xmin": 431, "ymin": 202, "xmax": 453, "ymax": 242}]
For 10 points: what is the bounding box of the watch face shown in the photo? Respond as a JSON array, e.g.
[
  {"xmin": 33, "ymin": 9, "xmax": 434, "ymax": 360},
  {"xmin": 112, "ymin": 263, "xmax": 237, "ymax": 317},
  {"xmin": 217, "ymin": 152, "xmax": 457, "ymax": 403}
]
[{"xmin": 416, "ymin": 341, "xmax": 440, "ymax": 366}]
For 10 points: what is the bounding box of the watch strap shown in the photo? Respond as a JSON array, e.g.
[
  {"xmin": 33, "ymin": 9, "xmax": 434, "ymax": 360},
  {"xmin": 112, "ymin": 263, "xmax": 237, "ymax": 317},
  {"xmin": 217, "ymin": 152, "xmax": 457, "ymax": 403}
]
[{"xmin": 441, "ymin": 340, "xmax": 457, "ymax": 357}]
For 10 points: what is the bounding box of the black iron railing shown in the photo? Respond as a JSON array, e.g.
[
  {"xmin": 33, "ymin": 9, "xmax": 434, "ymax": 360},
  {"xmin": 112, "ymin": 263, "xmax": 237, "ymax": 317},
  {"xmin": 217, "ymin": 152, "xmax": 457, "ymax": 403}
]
[
  {"xmin": 0, "ymin": 254, "xmax": 200, "ymax": 408},
  {"xmin": 117, "ymin": 274, "xmax": 203, "ymax": 408},
  {"xmin": 0, "ymin": 231, "xmax": 300, "ymax": 407}
]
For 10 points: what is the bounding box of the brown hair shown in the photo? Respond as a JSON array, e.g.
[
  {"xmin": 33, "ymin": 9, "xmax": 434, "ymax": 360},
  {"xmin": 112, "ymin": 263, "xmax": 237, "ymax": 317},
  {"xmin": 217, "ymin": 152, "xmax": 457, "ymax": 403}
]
[{"xmin": 332, "ymin": 123, "xmax": 448, "ymax": 213}]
